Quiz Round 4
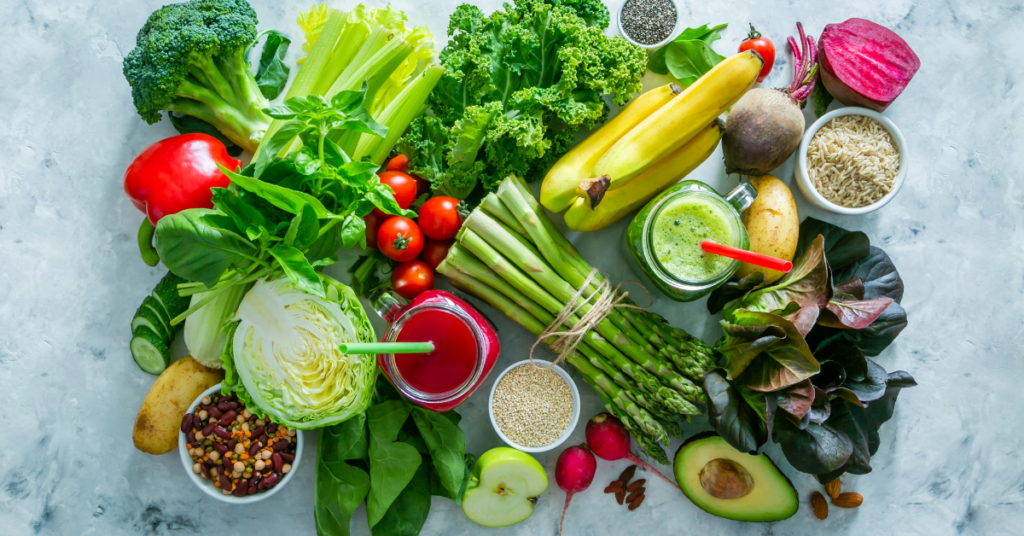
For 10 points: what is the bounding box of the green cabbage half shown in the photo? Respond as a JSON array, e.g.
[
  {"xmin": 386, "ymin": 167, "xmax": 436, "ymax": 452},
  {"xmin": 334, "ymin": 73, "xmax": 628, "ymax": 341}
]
[{"xmin": 220, "ymin": 274, "xmax": 377, "ymax": 429}]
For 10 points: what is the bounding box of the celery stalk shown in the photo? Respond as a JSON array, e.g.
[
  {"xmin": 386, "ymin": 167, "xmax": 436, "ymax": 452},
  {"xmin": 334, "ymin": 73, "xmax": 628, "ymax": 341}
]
[{"xmin": 353, "ymin": 65, "xmax": 444, "ymax": 164}]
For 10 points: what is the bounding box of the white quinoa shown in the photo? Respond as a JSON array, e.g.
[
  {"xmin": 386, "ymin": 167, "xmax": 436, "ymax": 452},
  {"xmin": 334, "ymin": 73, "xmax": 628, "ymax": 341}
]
[{"xmin": 492, "ymin": 364, "xmax": 573, "ymax": 447}]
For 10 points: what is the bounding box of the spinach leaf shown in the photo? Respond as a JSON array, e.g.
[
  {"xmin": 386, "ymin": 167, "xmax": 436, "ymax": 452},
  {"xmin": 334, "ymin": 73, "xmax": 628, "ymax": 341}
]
[
  {"xmin": 154, "ymin": 208, "xmax": 257, "ymax": 285},
  {"xmin": 253, "ymin": 30, "xmax": 291, "ymax": 100},
  {"xmin": 168, "ymin": 112, "xmax": 241, "ymax": 156},
  {"xmin": 371, "ymin": 463, "xmax": 432, "ymax": 536},
  {"xmin": 269, "ymin": 244, "xmax": 325, "ymax": 297},
  {"xmin": 212, "ymin": 187, "xmax": 267, "ymax": 241},
  {"xmin": 648, "ymin": 23, "xmax": 728, "ymax": 83},
  {"xmin": 720, "ymin": 311, "xmax": 820, "ymax": 391},
  {"xmin": 367, "ymin": 400, "xmax": 422, "ymax": 528},
  {"xmin": 411, "ymin": 408, "xmax": 467, "ymax": 500},
  {"xmin": 704, "ymin": 370, "xmax": 767, "ymax": 454},
  {"xmin": 315, "ymin": 416, "xmax": 371, "ymax": 536}
]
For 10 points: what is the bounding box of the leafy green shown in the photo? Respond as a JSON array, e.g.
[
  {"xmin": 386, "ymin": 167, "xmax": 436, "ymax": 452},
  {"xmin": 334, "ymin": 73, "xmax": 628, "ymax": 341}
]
[
  {"xmin": 704, "ymin": 370, "xmax": 767, "ymax": 454},
  {"xmin": 812, "ymin": 80, "xmax": 834, "ymax": 118},
  {"xmin": 154, "ymin": 208, "xmax": 258, "ymax": 286},
  {"xmin": 718, "ymin": 310, "xmax": 820, "ymax": 392},
  {"xmin": 168, "ymin": 112, "xmax": 242, "ymax": 156},
  {"xmin": 315, "ymin": 378, "xmax": 469, "ymax": 536},
  {"xmin": 648, "ymin": 23, "xmax": 728, "ymax": 85},
  {"xmin": 252, "ymin": 30, "xmax": 292, "ymax": 100},
  {"xmin": 399, "ymin": 0, "xmax": 646, "ymax": 200},
  {"xmin": 740, "ymin": 235, "xmax": 832, "ymax": 317}
]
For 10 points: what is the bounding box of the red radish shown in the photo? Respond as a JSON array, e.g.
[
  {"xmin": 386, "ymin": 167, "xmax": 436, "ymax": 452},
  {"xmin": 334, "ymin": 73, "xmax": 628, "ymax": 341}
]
[
  {"xmin": 818, "ymin": 18, "xmax": 920, "ymax": 111},
  {"xmin": 555, "ymin": 444, "xmax": 596, "ymax": 536},
  {"xmin": 722, "ymin": 23, "xmax": 818, "ymax": 176},
  {"xmin": 585, "ymin": 413, "xmax": 680, "ymax": 490}
]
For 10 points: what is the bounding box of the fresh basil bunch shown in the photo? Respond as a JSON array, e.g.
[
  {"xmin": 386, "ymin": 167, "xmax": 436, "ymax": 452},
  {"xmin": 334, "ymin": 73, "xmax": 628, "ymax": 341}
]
[{"xmin": 154, "ymin": 86, "xmax": 415, "ymax": 324}]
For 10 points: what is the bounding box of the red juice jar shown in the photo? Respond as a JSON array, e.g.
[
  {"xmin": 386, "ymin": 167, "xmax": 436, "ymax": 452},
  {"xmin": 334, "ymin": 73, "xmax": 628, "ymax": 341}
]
[{"xmin": 372, "ymin": 289, "xmax": 500, "ymax": 412}]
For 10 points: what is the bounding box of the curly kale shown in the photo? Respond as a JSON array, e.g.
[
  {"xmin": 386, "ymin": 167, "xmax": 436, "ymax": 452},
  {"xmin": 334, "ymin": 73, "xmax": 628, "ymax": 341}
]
[
  {"xmin": 397, "ymin": 0, "xmax": 646, "ymax": 200},
  {"xmin": 122, "ymin": 0, "xmax": 271, "ymax": 153}
]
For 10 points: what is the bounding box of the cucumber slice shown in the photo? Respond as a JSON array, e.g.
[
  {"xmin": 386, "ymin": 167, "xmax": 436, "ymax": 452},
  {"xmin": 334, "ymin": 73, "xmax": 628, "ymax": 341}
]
[
  {"xmin": 131, "ymin": 305, "xmax": 169, "ymax": 341},
  {"xmin": 131, "ymin": 327, "xmax": 170, "ymax": 375},
  {"xmin": 141, "ymin": 296, "xmax": 173, "ymax": 339}
]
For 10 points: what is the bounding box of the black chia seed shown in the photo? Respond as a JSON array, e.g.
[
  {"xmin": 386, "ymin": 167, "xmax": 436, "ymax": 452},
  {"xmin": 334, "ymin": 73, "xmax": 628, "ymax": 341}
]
[{"xmin": 620, "ymin": 0, "xmax": 677, "ymax": 45}]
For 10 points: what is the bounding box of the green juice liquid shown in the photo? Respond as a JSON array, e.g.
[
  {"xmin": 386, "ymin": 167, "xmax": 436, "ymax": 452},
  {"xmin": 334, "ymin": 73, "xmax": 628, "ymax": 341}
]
[{"xmin": 651, "ymin": 195, "xmax": 737, "ymax": 282}]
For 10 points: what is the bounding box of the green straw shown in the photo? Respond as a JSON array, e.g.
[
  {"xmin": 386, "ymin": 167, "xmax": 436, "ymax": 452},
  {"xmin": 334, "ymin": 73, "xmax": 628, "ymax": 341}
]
[{"xmin": 339, "ymin": 342, "xmax": 435, "ymax": 355}]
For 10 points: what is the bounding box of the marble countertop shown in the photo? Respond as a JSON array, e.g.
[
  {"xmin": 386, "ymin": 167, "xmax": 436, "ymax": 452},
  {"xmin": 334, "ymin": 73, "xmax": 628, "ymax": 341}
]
[{"xmin": 2, "ymin": 0, "xmax": 1022, "ymax": 534}]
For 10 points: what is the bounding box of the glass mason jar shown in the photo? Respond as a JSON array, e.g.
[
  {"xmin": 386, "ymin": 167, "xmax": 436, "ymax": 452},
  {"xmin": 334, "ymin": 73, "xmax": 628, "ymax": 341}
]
[
  {"xmin": 622, "ymin": 180, "xmax": 757, "ymax": 302},
  {"xmin": 371, "ymin": 289, "xmax": 501, "ymax": 412}
]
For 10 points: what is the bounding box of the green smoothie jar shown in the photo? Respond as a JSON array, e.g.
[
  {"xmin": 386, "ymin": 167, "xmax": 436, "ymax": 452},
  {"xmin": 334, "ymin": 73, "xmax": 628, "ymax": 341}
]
[{"xmin": 623, "ymin": 181, "xmax": 757, "ymax": 302}]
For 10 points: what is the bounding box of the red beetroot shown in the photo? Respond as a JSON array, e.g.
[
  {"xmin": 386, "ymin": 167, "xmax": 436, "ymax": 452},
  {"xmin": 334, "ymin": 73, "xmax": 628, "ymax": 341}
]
[
  {"xmin": 555, "ymin": 444, "xmax": 597, "ymax": 536},
  {"xmin": 819, "ymin": 18, "xmax": 920, "ymax": 111},
  {"xmin": 585, "ymin": 413, "xmax": 680, "ymax": 491}
]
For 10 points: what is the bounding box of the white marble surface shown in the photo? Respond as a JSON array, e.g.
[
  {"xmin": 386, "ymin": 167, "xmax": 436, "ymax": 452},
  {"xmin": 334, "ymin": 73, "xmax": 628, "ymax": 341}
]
[{"xmin": 1, "ymin": 0, "xmax": 1022, "ymax": 534}]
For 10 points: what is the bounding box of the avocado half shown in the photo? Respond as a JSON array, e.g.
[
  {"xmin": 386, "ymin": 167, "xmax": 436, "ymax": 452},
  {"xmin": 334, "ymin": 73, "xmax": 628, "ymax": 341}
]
[{"xmin": 674, "ymin": 432, "xmax": 798, "ymax": 522}]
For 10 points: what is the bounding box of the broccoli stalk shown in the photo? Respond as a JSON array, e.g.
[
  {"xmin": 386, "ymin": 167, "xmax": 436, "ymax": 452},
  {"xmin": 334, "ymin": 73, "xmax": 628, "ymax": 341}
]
[{"xmin": 123, "ymin": 0, "xmax": 271, "ymax": 154}]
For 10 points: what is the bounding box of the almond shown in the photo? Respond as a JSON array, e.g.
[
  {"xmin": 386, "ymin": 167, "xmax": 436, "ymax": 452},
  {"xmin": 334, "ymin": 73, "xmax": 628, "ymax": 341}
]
[
  {"xmin": 811, "ymin": 491, "xmax": 828, "ymax": 520},
  {"xmin": 824, "ymin": 478, "xmax": 841, "ymax": 499},
  {"xmin": 833, "ymin": 492, "xmax": 864, "ymax": 509}
]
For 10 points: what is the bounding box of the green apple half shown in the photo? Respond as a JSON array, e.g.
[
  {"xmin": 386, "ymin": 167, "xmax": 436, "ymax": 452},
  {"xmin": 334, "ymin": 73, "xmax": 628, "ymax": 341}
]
[{"xmin": 462, "ymin": 447, "xmax": 549, "ymax": 528}]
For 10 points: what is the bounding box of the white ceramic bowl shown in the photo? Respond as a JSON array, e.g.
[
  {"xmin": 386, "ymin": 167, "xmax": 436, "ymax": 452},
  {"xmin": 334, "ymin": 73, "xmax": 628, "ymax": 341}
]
[
  {"xmin": 488, "ymin": 360, "xmax": 581, "ymax": 454},
  {"xmin": 178, "ymin": 383, "xmax": 303, "ymax": 504},
  {"xmin": 795, "ymin": 107, "xmax": 908, "ymax": 215},
  {"xmin": 616, "ymin": 0, "xmax": 681, "ymax": 50}
]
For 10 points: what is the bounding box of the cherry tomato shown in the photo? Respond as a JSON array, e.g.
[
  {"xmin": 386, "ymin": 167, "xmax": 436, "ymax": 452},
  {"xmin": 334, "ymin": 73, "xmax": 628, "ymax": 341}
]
[
  {"xmin": 418, "ymin": 196, "xmax": 464, "ymax": 240},
  {"xmin": 391, "ymin": 260, "xmax": 435, "ymax": 300},
  {"xmin": 739, "ymin": 24, "xmax": 775, "ymax": 83},
  {"xmin": 374, "ymin": 171, "xmax": 418, "ymax": 217},
  {"xmin": 363, "ymin": 212, "xmax": 388, "ymax": 249},
  {"xmin": 377, "ymin": 216, "xmax": 424, "ymax": 262},
  {"xmin": 385, "ymin": 154, "xmax": 410, "ymax": 173},
  {"xmin": 420, "ymin": 238, "xmax": 455, "ymax": 270}
]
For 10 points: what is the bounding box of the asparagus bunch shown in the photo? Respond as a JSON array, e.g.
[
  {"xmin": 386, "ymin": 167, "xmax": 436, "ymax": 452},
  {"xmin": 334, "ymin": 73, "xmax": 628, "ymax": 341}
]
[{"xmin": 436, "ymin": 177, "xmax": 718, "ymax": 462}]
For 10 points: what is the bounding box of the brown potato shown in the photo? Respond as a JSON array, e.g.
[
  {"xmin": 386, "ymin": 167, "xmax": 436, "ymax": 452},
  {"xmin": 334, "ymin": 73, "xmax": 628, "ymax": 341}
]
[
  {"xmin": 737, "ymin": 175, "xmax": 799, "ymax": 284},
  {"xmin": 132, "ymin": 356, "xmax": 223, "ymax": 455}
]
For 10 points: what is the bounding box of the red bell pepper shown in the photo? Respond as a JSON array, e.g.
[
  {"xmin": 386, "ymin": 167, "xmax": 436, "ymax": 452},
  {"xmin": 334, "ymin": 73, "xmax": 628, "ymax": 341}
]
[
  {"xmin": 124, "ymin": 133, "xmax": 239, "ymax": 266},
  {"xmin": 124, "ymin": 133, "xmax": 240, "ymax": 224}
]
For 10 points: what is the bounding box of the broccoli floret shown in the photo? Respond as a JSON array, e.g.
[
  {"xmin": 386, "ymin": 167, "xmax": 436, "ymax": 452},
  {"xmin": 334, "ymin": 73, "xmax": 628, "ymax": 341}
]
[{"xmin": 123, "ymin": 0, "xmax": 271, "ymax": 153}]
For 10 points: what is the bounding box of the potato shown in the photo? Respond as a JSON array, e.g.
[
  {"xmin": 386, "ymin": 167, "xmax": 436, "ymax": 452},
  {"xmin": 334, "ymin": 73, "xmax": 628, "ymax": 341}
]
[
  {"xmin": 736, "ymin": 175, "xmax": 799, "ymax": 284},
  {"xmin": 133, "ymin": 356, "xmax": 223, "ymax": 455}
]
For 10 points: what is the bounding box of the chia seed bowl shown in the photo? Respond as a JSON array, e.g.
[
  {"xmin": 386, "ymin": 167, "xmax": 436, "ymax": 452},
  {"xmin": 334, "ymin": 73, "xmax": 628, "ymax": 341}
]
[{"xmin": 617, "ymin": 0, "xmax": 681, "ymax": 50}]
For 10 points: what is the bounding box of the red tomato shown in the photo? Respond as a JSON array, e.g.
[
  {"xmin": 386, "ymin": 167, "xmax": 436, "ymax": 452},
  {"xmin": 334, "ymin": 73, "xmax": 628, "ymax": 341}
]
[
  {"xmin": 391, "ymin": 260, "xmax": 435, "ymax": 300},
  {"xmin": 739, "ymin": 24, "xmax": 775, "ymax": 83},
  {"xmin": 377, "ymin": 216, "xmax": 424, "ymax": 262},
  {"xmin": 386, "ymin": 154, "xmax": 410, "ymax": 173},
  {"xmin": 420, "ymin": 238, "xmax": 455, "ymax": 270},
  {"xmin": 418, "ymin": 196, "xmax": 464, "ymax": 240},
  {"xmin": 363, "ymin": 212, "xmax": 388, "ymax": 249},
  {"xmin": 374, "ymin": 171, "xmax": 418, "ymax": 217}
]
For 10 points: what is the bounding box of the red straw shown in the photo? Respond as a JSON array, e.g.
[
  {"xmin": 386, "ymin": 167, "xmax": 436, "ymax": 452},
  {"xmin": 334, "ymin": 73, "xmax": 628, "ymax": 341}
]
[{"xmin": 701, "ymin": 241, "xmax": 793, "ymax": 273}]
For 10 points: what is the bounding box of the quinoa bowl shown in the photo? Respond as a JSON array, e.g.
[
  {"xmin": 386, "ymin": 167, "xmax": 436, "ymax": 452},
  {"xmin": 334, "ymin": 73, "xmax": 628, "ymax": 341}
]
[
  {"xmin": 795, "ymin": 107, "xmax": 908, "ymax": 215},
  {"xmin": 487, "ymin": 359, "xmax": 581, "ymax": 454},
  {"xmin": 178, "ymin": 383, "xmax": 303, "ymax": 504}
]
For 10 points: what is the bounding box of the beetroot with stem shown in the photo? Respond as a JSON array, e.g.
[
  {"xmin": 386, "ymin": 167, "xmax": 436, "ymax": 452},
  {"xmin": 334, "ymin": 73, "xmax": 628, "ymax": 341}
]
[
  {"xmin": 555, "ymin": 444, "xmax": 597, "ymax": 536},
  {"xmin": 585, "ymin": 413, "xmax": 680, "ymax": 491},
  {"xmin": 722, "ymin": 23, "xmax": 818, "ymax": 176}
]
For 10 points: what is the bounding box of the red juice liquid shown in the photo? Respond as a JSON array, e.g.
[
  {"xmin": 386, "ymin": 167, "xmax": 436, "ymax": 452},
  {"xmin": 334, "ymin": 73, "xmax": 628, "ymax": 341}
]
[{"xmin": 393, "ymin": 308, "xmax": 478, "ymax": 394}]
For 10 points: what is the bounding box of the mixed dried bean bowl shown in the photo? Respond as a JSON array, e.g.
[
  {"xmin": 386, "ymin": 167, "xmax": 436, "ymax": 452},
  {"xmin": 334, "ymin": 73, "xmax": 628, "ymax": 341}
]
[{"xmin": 178, "ymin": 383, "xmax": 303, "ymax": 504}]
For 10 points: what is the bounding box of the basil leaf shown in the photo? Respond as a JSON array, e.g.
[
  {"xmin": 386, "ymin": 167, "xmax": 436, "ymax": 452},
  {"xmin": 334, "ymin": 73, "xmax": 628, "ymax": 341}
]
[
  {"xmin": 222, "ymin": 165, "xmax": 328, "ymax": 217},
  {"xmin": 168, "ymin": 112, "xmax": 241, "ymax": 156},
  {"xmin": 252, "ymin": 120, "xmax": 308, "ymax": 178},
  {"xmin": 336, "ymin": 212, "xmax": 368, "ymax": 249},
  {"xmin": 285, "ymin": 204, "xmax": 320, "ymax": 249},
  {"xmin": 211, "ymin": 187, "xmax": 266, "ymax": 239},
  {"xmin": 154, "ymin": 208, "xmax": 257, "ymax": 285},
  {"xmin": 269, "ymin": 244, "xmax": 325, "ymax": 297}
]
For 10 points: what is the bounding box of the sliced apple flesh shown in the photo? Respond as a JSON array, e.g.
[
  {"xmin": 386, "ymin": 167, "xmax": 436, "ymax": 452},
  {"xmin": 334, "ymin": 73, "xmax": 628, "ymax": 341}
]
[{"xmin": 462, "ymin": 447, "xmax": 549, "ymax": 528}]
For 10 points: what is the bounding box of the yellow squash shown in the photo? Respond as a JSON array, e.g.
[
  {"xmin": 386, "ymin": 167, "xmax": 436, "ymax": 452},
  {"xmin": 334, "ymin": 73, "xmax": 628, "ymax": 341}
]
[
  {"xmin": 590, "ymin": 51, "xmax": 763, "ymax": 196},
  {"xmin": 564, "ymin": 121, "xmax": 724, "ymax": 232},
  {"xmin": 540, "ymin": 83, "xmax": 683, "ymax": 213}
]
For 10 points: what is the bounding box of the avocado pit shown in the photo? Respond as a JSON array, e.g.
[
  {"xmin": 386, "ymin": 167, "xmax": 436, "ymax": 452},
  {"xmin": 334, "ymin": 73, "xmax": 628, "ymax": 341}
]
[{"xmin": 699, "ymin": 458, "xmax": 754, "ymax": 500}]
